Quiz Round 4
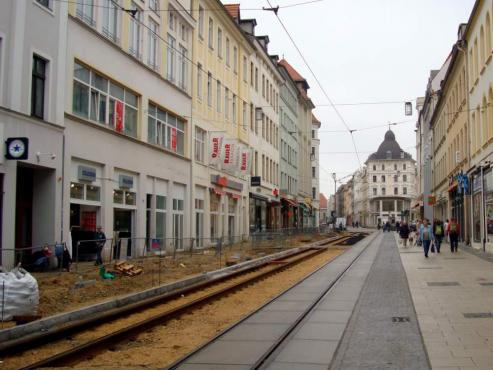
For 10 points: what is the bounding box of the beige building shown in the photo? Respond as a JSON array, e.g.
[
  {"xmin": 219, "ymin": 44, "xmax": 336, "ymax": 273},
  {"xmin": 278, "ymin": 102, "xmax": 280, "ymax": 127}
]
[{"xmin": 367, "ymin": 130, "xmax": 416, "ymax": 226}]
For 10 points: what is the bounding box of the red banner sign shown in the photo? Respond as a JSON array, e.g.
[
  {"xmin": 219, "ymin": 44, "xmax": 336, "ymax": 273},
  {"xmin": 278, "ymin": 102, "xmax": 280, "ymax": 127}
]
[
  {"xmin": 171, "ymin": 127, "xmax": 177, "ymax": 151},
  {"xmin": 115, "ymin": 101, "xmax": 124, "ymax": 132}
]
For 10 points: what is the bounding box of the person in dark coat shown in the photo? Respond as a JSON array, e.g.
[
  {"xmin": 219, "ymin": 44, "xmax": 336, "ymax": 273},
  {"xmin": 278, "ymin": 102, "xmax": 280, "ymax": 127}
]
[
  {"xmin": 95, "ymin": 226, "xmax": 106, "ymax": 265},
  {"xmin": 399, "ymin": 221, "xmax": 410, "ymax": 247}
]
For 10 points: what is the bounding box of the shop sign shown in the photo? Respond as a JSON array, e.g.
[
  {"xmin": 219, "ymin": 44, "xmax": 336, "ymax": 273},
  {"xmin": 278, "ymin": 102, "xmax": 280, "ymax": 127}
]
[
  {"xmin": 119, "ymin": 174, "xmax": 133, "ymax": 189},
  {"xmin": 272, "ymin": 188, "xmax": 279, "ymax": 197},
  {"xmin": 209, "ymin": 133, "xmax": 223, "ymax": 165},
  {"xmin": 115, "ymin": 101, "xmax": 124, "ymax": 132},
  {"xmin": 427, "ymin": 195, "xmax": 436, "ymax": 206},
  {"xmin": 251, "ymin": 176, "xmax": 261, "ymax": 186},
  {"xmin": 78, "ymin": 165, "xmax": 96, "ymax": 182},
  {"xmin": 210, "ymin": 175, "xmax": 243, "ymax": 191},
  {"xmin": 5, "ymin": 137, "xmax": 29, "ymax": 160}
]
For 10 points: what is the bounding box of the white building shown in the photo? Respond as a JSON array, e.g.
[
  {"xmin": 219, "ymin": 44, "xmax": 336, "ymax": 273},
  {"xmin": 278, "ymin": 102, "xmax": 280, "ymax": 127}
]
[
  {"xmin": 353, "ymin": 167, "xmax": 369, "ymax": 227},
  {"xmin": 0, "ymin": 0, "xmax": 67, "ymax": 268},
  {"xmin": 367, "ymin": 130, "xmax": 416, "ymax": 226}
]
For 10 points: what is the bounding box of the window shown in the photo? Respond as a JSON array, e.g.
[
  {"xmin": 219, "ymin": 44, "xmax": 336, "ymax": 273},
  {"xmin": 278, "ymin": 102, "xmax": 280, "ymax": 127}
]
[
  {"xmin": 198, "ymin": 5, "xmax": 204, "ymax": 38},
  {"xmin": 148, "ymin": 19, "xmax": 159, "ymax": 69},
  {"xmin": 167, "ymin": 34, "xmax": 175, "ymax": 81},
  {"xmin": 386, "ymin": 150, "xmax": 392, "ymax": 159},
  {"xmin": 208, "ymin": 17, "xmax": 213, "ymax": 48},
  {"xmin": 76, "ymin": 0, "xmax": 95, "ymax": 26},
  {"xmin": 403, "ymin": 175, "xmax": 407, "ymax": 182},
  {"xmin": 242, "ymin": 102, "xmax": 247, "ymax": 129},
  {"xmin": 312, "ymin": 130, "xmax": 315, "ymax": 139},
  {"xmin": 217, "ymin": 28, "xmax": 222, "ymax": 57},
  {"xmin": 382, "ymin": 164, "xmax": 385, "ymax": 170},
  {"xmin": 373, "ymin": 188, "xmax": 377, "ymax": 196},
  {"xmin": 102, "ymin": 0, "xmax": 118, "ymax": 42},
  {"xmin": 255, "ymin": 67, "xmax": 258, "ymax": 91},
  {"xmin": 31, "ymin": 55, "xmax": 47, "ymax": 119},
  {"xmin": 226, "ymin": 38, "xmax": 230, "ymax": 66},
  {"xmin": 36, "ymin": 0, "xmax": 51, "ymax": 9},
  {"xmin": 232, "ymin": 94, "xmax": 237, "ymax": 123},
  {"xmin": 129, "ymin": 2, "xmax": 142, "ymax": 59},
  {"xmin": 168, "ymin": 11, "xmax": 175, "ymax": 31},
  {"xmin": 149, "ymin": 0, "xmax": 159, "ymax": 12},
  {"xmin": 373, "ymin": 176, "xmax": 377, "ymax": 183},
  {"xmin": 207, "ymin": 72, "xmax": 212, "ymax": 106},
  {"xmin": 216, "ymin": 80, "xmax": 221, "ymax": 113},
  {"xmin": 381, "ymin": 175, "xmax": 386, "ymax": 182},
  {"xmin": 195, "ymin": 197, "xmax": 204, "ymax": 245},
  {"xmin": 250, "ymin": 103, "xmax": 254, "ymax": 131},
  {"xmin": 224, "ymin": 87, "xmax": 229, "ymax": 119},
  {"xmin": 72, "ymin": 64, "xmax": 140, "ymax": 137},
  {"xmin": 262, "ymin": 75, "xmax": 265, "ymax": 97},
  {"xmin": 373, "ymin": 165, "xmax": 376, "ymax": 170},
  {"xmin": 197, "ymin": 63, "xmax": 202, "ymax": 99},
  {"xmin": 147, "ymin": 103, "xmax": 185, "ymax": 154},
  {"xmin": 403, "ymin": 187, "xmax": 407, "ymax": 195},
  {"xmin": 403, "ymin": 164, "xmax": 406, "ymax": 170},
  {"xmin": 312, "ymin": 167, "xmax": 316, "ymax": 177},
  {"xmin": 243, "ymin": 56, "xmax": 247, "ymax": 81},
  {"xmin": 194, "ymin": 126, "xmax": 205, "ymax": 162},
  {"xmin": 250, "ymin": 62, "xmax": 254, "ymax": 86},
  {"xmin": 381, "ymin": 188, "xmax": 386, "ymax": 195},
  {"xmin": 312, "ymin": 187, "xmax": 316, "ymax": 199},
  {"xmin": 233, "ymin": 46, "xmax": 238, "ymax": 73},
  {"xmin": 394, "ymin": 164, "xmax": 397, "ymax": 170},
  {"xmin": 394, "ymin": 187, "xmax": 398, "ymax": 195},
  {"xmin": 178, "ymin": 45, "xmax": 188, "ymax": 90},
  {"xmin": 70, "ymin": 182, "xmax": 101, "ymax": 202}
]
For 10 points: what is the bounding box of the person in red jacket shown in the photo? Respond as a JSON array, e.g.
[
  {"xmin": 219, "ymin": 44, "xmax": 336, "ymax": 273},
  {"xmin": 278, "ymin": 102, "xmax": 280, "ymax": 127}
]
[{"xmin": 447, "ymin": 218, "xmax": 460, "ymax": 253}]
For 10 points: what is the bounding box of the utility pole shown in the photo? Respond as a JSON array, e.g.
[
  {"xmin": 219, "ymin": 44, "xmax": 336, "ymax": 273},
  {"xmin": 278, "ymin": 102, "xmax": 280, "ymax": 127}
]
[{"xmin": 332, "ymin": 173, "xmax": 337, "ymax": 226}]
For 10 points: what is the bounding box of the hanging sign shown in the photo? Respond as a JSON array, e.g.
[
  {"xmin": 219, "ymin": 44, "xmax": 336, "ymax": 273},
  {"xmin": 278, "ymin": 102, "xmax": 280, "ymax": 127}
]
[
  {"xmin": 222, "ymin": 139, "xmax": 237, "ymax": 171},
  {"xmin": 115, "ymin": 101, "xmax": 124, "ymax": 132},
  {"xmin": 427, "ymin": 195, "xmax": 436, "ymax": 206},
  {"xmin": 171, "ymin": 127, "xmax": 177, "ymax": 152},
  {"xmin": 239, "ymin": 146, "xmax": 251, "ymax": 174},
  {"xmin": 209, "ymin": 133, "xmax": 223, "ymax": 165}
]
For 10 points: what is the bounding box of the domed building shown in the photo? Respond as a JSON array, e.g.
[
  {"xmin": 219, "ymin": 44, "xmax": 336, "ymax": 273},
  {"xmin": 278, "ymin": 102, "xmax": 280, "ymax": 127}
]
[{"xmin": 366, "ymin": 130, "xmax": 416, "ymax": 226}]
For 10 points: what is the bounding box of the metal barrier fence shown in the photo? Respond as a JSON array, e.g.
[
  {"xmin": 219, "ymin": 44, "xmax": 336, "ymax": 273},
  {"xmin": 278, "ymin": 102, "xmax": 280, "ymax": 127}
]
[{"xmin": 2, "ymin": 242, "xmax": 70, "ymax": 272}]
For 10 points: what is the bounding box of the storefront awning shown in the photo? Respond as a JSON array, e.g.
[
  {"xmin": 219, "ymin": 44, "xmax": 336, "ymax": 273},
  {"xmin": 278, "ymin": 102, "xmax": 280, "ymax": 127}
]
[
  {"xmin": 210, "ymin": 187, "xmax": 225, "ymax": 196},
  {"xmin": 227, "ymin": 192, "xmax": 241, "ymax": 199},
  {"xmin": 282, "ymin": 198, "xmax": 298, "ymax": 207}
]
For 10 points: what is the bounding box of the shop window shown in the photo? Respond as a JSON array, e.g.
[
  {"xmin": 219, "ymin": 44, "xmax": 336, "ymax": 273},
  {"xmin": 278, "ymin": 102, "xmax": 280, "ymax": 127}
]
[
  {"xmin": 113, "ymin": 189, "xmax": 124, "ymax": 204},
  {"xmin": 70, "ymin": 182, "xmax": 84, "ymax": 199},
  {"xmin": 86, "ymin": 185, "xmax": 101, "ymax": 201},
  {"xmin": 73, "ymin": 61, "xmax": 138, "ymax": 137},
  {"xmin": 125, "ymin": 191, "xmax": 136, "ymax": 205}
]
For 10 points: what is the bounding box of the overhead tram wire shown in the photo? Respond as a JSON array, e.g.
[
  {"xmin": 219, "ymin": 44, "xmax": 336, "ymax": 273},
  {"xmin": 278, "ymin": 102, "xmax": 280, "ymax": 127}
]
[
  {"xmin": 265, "ymin": 0, "xmax": 362, "ymax": 167},
  {"xmin": 49, "ymin": 0, "xmax": 326, "ymax": 13}
]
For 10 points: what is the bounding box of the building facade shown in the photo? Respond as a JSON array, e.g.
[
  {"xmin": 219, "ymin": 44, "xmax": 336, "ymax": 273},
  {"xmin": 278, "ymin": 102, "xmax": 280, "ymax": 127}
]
[
  {"xmin": 367, "ymin": 130, "xmax": 416, "ymax": 226},
  {"xmin": 353, "ymin": 167, "xmax": 369, "ymax": 227},
  {"xmin": 311, "ymin": 114, "xmax": 321, "ymax": 226}
]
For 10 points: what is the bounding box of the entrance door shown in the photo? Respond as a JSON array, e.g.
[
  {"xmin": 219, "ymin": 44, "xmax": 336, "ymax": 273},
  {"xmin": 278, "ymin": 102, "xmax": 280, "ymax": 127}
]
[
  {"xmin": 114, "ymin": 209, "xmax": 133, "ymax": 258},
  {"xmin": 228, "ymin": 215, "xmax": 235, "ymax": 243},
  {"xmin": 173, "ymin": 213, "xmax": 184, "ymax": 250},
  {"xmin": 15, "ymin": 167, "xmax": 33, "ymax": 251}
]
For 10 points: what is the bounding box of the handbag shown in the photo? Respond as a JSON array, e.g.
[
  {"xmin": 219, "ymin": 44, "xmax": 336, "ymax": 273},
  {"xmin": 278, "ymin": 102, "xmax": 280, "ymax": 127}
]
[{"xmin": 430, "ymin": 240, "xmax": 436, "ymax": 253}]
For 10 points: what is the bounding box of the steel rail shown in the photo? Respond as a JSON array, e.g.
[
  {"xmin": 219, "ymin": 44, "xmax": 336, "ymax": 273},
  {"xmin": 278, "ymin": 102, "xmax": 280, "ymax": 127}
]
[
  {"xmin": 18, "ymin": 234, "xmax": 352, "ymax": 370},
  {"xmin": 1, "ymin": 233, "xmax": 344, "ymax": 355},
  {"xmin": 165, "ymin": 232, "xmax": 370, "ymax": 370}
]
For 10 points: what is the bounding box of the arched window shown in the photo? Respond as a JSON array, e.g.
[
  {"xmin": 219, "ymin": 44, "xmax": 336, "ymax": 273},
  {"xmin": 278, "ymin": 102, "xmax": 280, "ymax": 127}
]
[
  {"xmin": 474, "ymin": 38, "xmax": 479, "ymax": 80},
  {"xmin": 386, "ymin": 150, "xmax": 392, "ymax": 159},
  {"xmin": 483, "ymin": 96, "xmax": 488, "ymax": 146}
]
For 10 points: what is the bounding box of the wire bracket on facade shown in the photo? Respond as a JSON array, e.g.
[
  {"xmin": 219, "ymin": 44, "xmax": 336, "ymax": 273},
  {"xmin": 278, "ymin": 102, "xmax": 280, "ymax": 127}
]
[{"xmin": 262, "ymin": 6, "xmax": 280, "ymax": 15}]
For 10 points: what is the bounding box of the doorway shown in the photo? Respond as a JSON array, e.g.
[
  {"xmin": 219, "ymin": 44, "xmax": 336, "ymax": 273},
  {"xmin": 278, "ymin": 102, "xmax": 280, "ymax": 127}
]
[{"xmin": 114, "ymin": 209, "xmax": 133, "ymax": 258}]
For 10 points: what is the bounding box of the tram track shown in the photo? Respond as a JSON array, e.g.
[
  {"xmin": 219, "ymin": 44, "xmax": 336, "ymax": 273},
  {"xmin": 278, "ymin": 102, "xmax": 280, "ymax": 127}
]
[
  {"xmin": 5, "ymin": 233, "xmax": 358, "ymax": 369},
  {"xmin": 166, "ymin": 231, "xmax": 372, "ymax": 370}
]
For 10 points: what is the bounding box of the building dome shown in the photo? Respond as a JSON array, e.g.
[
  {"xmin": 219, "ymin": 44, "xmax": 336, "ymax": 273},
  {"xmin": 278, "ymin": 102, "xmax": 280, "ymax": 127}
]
[{"xmin": 367, "ymin": 129, "xmax": 412, "ymax": 161}]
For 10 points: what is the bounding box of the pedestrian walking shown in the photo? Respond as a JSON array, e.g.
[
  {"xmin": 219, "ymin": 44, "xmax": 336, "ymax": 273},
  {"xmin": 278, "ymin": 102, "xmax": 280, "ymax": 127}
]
[
  {"xmin": 447, "ymin": 218, "xmax": 460, "ymax": 253},
  {"xmin": 419, "ymin": 218, "xmax": 434, "ymax": 258},
  {"xmin": 444, "ymin": 219, "xmax": 450, "ymax": 243},
  {"xmin": 95, "ymin": 226, "xmax": 106, "ymax": 265},
  {"xmin": 415, "ymin": 219, "xmax": 422, "ymax": 247},
  {"xmin": 399, "ymin": 221, "xmax": 410, "ymax": 247},
  {"xmin": 433, "ymin": 219, "xmax": 444, "ymax": 253}
]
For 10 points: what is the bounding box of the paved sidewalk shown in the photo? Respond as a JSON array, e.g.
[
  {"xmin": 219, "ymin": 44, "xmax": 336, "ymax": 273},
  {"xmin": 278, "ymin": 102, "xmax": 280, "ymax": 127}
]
[
  {"xmin": 398, "ymin": 235, "xmax": 493, "ymax": 369},
  {"xmin": 331, "ymin": 233, "xmax": 429, "ymax": 370}
]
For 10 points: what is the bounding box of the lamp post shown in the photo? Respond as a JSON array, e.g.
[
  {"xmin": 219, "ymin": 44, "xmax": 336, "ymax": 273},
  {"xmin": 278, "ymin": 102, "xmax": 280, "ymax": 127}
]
[{"xmin": 332, "ymin": 173, "xmax": 337, "ymax": 227}]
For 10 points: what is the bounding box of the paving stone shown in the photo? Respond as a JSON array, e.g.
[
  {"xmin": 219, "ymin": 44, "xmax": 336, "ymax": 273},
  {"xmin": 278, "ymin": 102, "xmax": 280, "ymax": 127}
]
[
  {"xmin": 263, "ymin": 300, "xmax": 312, "ymax": 312},
  {"xmin": 316, "ymin": 299, "xmax": 356, "ymax": 311},
  {"xmin": 185, "ymin": 340, "xmax": 272, "ymax": 365},
  {"xmin": 294, "ymin": 322, "xmax": 346, "ymax": 341},
  {"xmin": 307, "ymin": 310, "xmax": 352, "ymax": 323},
  {"xmin": 274, "ymin": 339, "xmax": 338, "ymax": 364},
  {"xmin": 265, "ymin": 362, "xmax": 328, "ymax": 370},
  {"xmin": 245, "ymin": 310, "xmax": 304, "ymax": 324},
  {"xmin": 220, "ymin": 323, "xmax": 289, "ymax": 341}
]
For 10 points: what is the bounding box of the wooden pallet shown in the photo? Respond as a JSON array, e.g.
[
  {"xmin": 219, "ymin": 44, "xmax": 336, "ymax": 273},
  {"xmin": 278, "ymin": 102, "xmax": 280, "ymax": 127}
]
[{"xmin": 114, "ymin": 261, "xmax": 143, "ymax": 276}]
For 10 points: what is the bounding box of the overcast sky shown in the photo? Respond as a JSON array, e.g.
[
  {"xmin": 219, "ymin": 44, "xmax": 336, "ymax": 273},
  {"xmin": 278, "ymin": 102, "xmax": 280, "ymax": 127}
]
[{"xmin": 222, "ymin": 0, "xmax": 476, "ymax": 196}]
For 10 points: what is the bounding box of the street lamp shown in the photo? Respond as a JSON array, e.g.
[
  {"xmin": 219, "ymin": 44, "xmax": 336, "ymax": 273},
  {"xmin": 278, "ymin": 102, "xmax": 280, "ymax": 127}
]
[{"xmin": 332, "ymin": 173, "xmax": 337, "ymax": 222}]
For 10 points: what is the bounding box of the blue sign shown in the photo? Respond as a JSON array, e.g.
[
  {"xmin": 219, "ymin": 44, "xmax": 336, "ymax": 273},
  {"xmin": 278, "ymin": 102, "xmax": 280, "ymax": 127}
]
[
  {"xmin": 119, "ymin": 174, "xmax": 134, "ymax": 189},
  {"xmin": 78, "ymin": 165, "xmax": 96, "ymax": 182}
]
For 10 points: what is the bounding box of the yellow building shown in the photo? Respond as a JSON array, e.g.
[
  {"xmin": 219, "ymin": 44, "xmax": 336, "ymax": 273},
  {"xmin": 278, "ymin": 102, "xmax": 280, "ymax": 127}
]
[
  {"xmin": 431, "ymin": 31, "xmax": 469, "ymax": 235},
  {"xmin": 190, "ymin": 0, "xmax": 254, "ymax": 242}
]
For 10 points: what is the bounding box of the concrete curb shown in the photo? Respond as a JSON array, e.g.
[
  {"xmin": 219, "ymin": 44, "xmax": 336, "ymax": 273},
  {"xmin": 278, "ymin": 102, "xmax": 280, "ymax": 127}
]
[{"xmin": 0, "ymin": 238, "xmax": 335, "ymax": 342}]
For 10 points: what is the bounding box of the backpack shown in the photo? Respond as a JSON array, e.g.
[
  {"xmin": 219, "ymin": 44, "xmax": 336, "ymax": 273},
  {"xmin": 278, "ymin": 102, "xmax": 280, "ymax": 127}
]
[
  {"xmin": 450, "ymin": 222, "xmax": 458, "ymax": 234},
  {"xmin": 435, "ymin": 224, "xmax": 443, "ymax": 236}
]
